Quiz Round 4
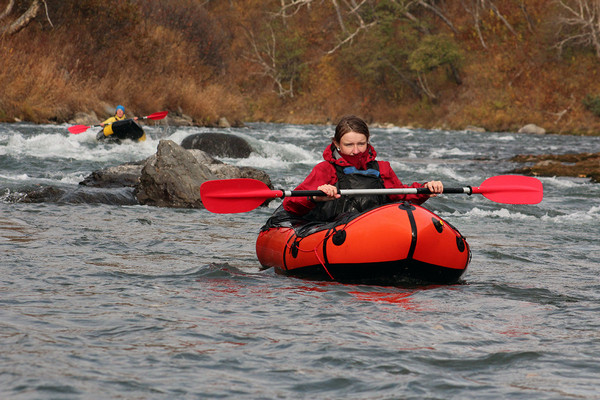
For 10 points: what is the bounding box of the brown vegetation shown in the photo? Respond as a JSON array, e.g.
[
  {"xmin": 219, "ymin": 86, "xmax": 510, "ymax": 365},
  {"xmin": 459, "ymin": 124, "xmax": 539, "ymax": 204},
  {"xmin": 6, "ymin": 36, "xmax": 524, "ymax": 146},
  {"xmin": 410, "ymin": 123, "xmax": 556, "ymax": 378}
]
[{"xmin": 1, "ymin": 0, "xmax": 600, "ymax": 134}]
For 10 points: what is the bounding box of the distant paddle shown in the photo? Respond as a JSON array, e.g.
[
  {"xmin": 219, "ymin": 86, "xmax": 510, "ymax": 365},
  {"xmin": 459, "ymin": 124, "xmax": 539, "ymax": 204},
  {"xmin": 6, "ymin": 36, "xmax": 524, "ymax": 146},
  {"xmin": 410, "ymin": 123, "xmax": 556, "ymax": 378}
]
[
  {"xmin": 200, "ymin": 175, "xmax": 543, "ymax": 214},
  {"xmin": 68, "ymin": 111, "xmax": 169, "ymax": 134}
]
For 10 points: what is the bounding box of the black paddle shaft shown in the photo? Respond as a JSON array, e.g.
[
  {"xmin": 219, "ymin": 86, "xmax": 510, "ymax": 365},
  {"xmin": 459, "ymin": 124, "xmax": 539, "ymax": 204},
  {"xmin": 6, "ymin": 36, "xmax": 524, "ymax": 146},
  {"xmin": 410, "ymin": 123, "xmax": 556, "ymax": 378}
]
[{"xmin": 284, "ymin": 187, "xmax": 473, "ymax": 198}]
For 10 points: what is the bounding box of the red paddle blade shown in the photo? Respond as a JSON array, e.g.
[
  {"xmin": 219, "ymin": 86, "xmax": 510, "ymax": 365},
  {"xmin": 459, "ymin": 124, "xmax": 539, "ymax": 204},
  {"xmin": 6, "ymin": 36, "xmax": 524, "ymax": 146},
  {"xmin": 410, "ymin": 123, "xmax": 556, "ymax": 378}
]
[
  {"xmin": 474, "ymin": 175, "xmax": 543, "ymax": 204},
  {"xmin": 200, "ymin": 178, "xmax": 282, "ymax": 213},
  {"xmin": 145, "ymin": 111, "xmax": 169, "ymax": 120},
  {"xmin": 68, "ymin": 125, "xmax": 91, "ymax": 134}
]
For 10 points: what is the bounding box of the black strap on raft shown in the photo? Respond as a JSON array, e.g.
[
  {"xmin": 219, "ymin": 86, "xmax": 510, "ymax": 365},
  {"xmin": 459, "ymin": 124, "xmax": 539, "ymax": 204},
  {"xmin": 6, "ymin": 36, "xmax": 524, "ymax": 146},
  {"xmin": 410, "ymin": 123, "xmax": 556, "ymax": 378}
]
[{"xmin": 398, "ymin": 202, "xmax": 418, "ymax": 260}]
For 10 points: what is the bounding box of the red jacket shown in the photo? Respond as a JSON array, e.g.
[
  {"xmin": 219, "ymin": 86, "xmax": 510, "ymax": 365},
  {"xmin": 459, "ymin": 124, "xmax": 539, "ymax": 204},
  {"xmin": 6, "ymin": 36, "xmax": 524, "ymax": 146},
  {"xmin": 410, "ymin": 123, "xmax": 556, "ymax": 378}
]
[{"xmin": 283, "ymin": 144, "xmax": 430, "ymax": 216}]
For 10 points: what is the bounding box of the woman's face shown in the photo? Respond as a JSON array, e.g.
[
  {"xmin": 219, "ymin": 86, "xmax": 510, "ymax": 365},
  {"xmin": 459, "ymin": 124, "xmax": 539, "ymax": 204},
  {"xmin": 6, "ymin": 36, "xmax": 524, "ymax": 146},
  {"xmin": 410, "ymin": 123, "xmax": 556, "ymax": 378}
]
[
  {"xmin": 116, "ymin": 109, "xmax": 124, "ymax": 118},
  {"xmin": 334, "ymin": 131, "xmax": 368, "ymax": 156}
]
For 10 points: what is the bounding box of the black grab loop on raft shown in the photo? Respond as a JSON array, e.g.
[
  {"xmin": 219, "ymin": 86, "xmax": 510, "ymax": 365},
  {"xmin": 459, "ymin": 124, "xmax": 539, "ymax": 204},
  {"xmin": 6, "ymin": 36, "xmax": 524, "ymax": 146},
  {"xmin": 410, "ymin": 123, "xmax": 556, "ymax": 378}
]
[
  {"xmin": 290, "ymin": 240, "xmax": 299, "ymax": 258},
  {"xmin": 398, "ymin": 202, "xmax": 416, "ymax": 211},
  {"xmin": 331, "ymin": 229, "xmax": 347, "ymax": 246},
  {"xmin": 432, "ymin": 218, "xmax": 444, "ymax": 233},
  {"xmin": 456, "ymin": 236, "xmax": 466, "ymax": 252}
]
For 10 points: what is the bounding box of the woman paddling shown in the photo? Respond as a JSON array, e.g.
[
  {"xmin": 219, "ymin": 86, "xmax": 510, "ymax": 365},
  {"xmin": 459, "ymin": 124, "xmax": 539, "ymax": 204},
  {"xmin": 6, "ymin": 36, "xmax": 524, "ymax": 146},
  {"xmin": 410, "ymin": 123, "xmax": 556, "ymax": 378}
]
[
  {"xmin": 100, "ymin": 105, "xmax": 138, "ymax": 128},
  {"xmin": 283, "ymin": 115, "xmax": 443, "ymax": 221},
  {"xmin": 98, "ymin": 105, "xmax": 145, "ymax": 142}
]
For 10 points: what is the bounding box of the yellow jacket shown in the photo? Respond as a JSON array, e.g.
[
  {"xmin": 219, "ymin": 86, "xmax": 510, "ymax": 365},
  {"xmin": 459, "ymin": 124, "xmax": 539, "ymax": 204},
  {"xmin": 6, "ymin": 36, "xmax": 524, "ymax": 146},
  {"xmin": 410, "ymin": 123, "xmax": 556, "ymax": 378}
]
[{"xmin": 102, "ymin": 115, "xmax": 126, "ymax": 136}]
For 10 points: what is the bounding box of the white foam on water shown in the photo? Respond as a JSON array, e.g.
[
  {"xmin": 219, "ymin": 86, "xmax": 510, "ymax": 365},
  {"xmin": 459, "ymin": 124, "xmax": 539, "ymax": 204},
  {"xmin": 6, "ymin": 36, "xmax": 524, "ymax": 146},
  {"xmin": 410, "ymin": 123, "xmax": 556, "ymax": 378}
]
[
  {"xmin": 429, "ymin": 147, "xmax": 474, "ymax": 158},
  {"xmin": 540, "ymin": 205, "xmax": 600, "ymax": 223}
]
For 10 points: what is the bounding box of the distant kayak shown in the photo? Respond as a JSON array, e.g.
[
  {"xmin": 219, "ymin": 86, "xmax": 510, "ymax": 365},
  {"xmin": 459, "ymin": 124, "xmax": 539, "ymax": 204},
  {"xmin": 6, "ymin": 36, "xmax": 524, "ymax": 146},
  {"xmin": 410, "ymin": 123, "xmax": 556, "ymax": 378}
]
[
  {"xmin": 256, "ymin": 203, "xmax": 471, "ymax": 285},
  {"xmin": 97, "ymin": 119, "xmax": 146, "ymax": 143}
]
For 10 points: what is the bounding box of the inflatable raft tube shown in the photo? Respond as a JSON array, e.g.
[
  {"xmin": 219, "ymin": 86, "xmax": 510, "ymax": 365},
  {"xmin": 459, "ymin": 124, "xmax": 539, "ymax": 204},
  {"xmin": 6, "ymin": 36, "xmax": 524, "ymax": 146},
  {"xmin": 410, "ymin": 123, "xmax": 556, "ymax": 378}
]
[{"xmin": 256, "ymin": 202, "xmax": 471, "ymax": 285}]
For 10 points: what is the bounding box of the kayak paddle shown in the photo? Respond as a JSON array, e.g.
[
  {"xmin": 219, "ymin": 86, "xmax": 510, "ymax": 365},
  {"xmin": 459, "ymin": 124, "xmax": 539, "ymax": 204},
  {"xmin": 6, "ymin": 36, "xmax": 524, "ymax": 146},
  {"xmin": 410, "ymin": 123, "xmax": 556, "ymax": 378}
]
[
  {"xmin": 68, "ymin": 111, "xmax": 169, "ymax": 134},
  {"xmin": 200, "ymin": 175, "xmax": 543, "ymax": 214}
]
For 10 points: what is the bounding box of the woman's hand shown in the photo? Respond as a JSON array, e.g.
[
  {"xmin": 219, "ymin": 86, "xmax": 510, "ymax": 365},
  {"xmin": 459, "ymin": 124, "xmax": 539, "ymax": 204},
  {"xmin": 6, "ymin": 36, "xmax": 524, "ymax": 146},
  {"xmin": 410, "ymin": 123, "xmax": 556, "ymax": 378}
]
[
  {"xmin": 424, "ymin": 180, "xmax": 443, "ymax": 197},
  {"xmin": 313, "ymin": 184, "xmax": 340, "ymax": 202}
]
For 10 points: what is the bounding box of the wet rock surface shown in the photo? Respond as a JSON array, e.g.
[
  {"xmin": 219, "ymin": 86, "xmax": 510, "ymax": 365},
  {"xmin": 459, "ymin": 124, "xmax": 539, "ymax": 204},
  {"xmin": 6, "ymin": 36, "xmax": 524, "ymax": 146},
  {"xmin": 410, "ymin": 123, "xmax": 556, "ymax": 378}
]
[
  {"xmin": 180, "ymin": 132, "xmax": 253, "ymax": 158},
  {"xmin": 511, "ymin": 152, "xmax": 600, "ymax": 182}
]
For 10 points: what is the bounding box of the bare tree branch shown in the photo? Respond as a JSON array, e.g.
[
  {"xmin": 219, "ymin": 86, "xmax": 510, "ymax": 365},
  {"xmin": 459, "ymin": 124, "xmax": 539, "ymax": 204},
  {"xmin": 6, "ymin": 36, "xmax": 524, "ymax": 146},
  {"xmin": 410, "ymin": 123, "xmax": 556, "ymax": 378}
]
[
  {"xmin": 243, "ymin": 26, "xmax": 297, "ymax": 97},
  {"xmin": 1, "ymin": 0, "xmax": 52, "ymax": 35},
  {"xmin": 554, "ymin": 0, "xmax": 600, "ymax": 58},
  {"xmin": 0, "ymin": 0, "xmax": 16, "ymax": 22},
  {"xmin": 331, "ymin": 0, "xmax": 348, "ymax": 33},
  {"xmin": 458, "ymin": 0, "xmax": 520, "ymax": 49},
  {"xmin": 275, "ymin": 0, "xmax": 314, "ymax": 19},
  {"xmin": 325, "ymin": 20, "xmax": 376, "ymax": 54},
  {"xmin": 381, "ymin": 57, "xmax": 425, "ymax": 98},
  {"xmin": 487, "ymin": 1, "xmax": 517, "ymax": 36},
  {"xmin": 416, "ymin": 70, "xmax": 437, "ymax": 100},
  {"xmin": 460, "ymin": 0, "xmax": 488, "ymax": 48},
  {"xmin": 518, "ymin": 1, "xmax": 536, "ymax": 33},
  {"xmin": 1, "ymin": 0, "xmax": 41, "ymax": 36},
  {"xmin": 417, "ymin": 0, "xmax": 458, "ymax": 34},
  {"xmin": 42, "ymin": 0, "xmax": 53, "ymax": 29},
  {"xmin": 275, "ymin": 0, "xmax": 376, "ymax": 54}
]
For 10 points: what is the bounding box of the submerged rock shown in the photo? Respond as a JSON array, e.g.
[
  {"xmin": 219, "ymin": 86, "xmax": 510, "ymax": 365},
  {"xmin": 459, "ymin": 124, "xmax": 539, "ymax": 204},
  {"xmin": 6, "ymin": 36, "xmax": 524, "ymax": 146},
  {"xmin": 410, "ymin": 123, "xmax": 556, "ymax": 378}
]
[
  {"xmin": 511, "ymin": 152, "xmax": 600, "ymax": 182},
  {"xmin": 15, "ymin": 185, "xmax": 138, "ymax": 205}
]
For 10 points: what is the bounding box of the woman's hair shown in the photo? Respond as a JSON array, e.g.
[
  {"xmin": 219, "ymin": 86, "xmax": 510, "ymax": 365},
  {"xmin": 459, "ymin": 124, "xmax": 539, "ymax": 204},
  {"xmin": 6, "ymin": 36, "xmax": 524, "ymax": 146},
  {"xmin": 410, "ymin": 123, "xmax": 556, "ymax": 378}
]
[{"xmin": 333, "ymin": 115, "xmax": 370, "ymax": 143}]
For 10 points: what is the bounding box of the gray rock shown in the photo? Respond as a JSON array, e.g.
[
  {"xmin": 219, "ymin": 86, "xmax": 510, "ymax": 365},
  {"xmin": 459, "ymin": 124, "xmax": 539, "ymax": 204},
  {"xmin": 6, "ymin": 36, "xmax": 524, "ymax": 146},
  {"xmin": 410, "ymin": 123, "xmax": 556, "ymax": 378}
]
[
  {"xmin": 79, "ymin": 162, "xmax": 144, "ymax": 188},
  {"xmin": 518, "ymin": 124, "xmax": 546, "ymax": 135},
  {"xmin": 465, "ymin": 125, "xmax": 486, "ymax": 133},
  {"xmin": 169, "ymin": 114, "xmax": 194, "ymax": 126},
  {"xmin": 15, "ymin": 185, "xmax": 138, "ymax": 205},
  {"xmin": 70, "ymin": 111, "xmax": 100, "ymax": 125},
  {"xmin": 135, "ymin": 140, "xmax": 216, "ymax": 208},
  {"xmin": 181, "ymin": 132, "xmax": 253, "ymax": 158},
  {"xmin": 218, "ymin": 117, "xmax": 231, "ymax": 128}
]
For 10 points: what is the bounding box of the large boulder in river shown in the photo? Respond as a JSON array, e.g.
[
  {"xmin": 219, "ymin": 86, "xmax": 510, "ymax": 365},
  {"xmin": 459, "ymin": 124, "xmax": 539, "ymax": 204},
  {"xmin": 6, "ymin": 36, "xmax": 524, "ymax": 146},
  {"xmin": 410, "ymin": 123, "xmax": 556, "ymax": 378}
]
[
  {"xmin": 134, "ymin": 140, "xmax": 273, "ymax": 208},
  {"xmin": 135, "ymin": 140, "xmax": 216, "ymax": 208},
  {"xmin": 181, "ymin": 132, "xmax": 253, "ymax": 158},
  {"xmin": 188, "ymin": 149, "xmax": 272, "ymax": 184}
]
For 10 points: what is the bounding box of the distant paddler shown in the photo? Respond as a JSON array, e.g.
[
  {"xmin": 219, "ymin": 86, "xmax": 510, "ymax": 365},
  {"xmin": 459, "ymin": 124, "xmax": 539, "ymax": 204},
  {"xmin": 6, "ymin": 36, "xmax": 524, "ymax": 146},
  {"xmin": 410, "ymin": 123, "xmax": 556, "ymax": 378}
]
[
  {"xmin": 98, "ymin": 105, "xmax": 145, "ymax": 142},
  {"xmin": 68, "ymin": 110, "xmax": 169, "ymax": 140}
]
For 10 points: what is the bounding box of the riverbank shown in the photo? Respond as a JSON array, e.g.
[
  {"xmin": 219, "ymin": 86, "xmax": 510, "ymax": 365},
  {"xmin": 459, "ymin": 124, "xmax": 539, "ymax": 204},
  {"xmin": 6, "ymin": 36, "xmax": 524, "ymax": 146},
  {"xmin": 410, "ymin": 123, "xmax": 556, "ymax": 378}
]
[{"xmin": 2, "ymin": 1, "xmax": 600, "ymax": 135}]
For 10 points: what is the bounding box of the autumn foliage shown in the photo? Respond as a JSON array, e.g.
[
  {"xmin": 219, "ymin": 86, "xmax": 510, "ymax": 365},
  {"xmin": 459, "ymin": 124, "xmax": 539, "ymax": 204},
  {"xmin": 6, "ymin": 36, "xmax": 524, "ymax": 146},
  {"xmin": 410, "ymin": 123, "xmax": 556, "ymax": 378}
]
[{"xmin": 1, "ymin": 0, "xmax": 600, "ymax": 134}]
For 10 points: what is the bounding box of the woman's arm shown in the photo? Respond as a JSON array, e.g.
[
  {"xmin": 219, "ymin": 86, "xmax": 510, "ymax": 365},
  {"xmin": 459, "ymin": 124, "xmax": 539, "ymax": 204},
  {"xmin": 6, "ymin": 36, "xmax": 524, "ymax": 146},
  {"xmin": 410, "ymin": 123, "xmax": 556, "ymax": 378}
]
[
  {"xmin": 379, "ymin": 161, "xmax": 436, "ymax": 205},
  {"xmin": 282, "ymin": 162, "xmax": 337, "ymax": 215}
]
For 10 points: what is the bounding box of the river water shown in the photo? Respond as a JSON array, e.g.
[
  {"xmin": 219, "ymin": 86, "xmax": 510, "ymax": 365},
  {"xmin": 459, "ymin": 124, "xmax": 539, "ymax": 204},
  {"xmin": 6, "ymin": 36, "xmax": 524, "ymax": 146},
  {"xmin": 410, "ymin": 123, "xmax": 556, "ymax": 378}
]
[{"xmin": 1, "ymin": 121, "xmax": 599, "ymax": 399}]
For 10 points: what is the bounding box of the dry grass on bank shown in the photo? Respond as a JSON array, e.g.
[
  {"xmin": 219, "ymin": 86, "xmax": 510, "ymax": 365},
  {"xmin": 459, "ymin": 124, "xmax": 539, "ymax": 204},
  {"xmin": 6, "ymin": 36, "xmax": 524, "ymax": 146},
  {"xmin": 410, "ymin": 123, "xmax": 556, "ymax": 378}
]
[{"xmin": 0, "ymin": 22, "xmax": 247, "ymax": 124}]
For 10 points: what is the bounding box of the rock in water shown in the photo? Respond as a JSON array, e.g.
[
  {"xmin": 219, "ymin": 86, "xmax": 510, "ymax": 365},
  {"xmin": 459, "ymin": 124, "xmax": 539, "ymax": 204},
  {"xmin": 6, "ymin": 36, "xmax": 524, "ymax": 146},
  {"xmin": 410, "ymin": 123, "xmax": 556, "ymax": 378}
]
[
  {"xmin": 180, "ymin": 132, "xmax": 253, "ymax": 158},
  {"xmin": 135, "ymin": 140, "xmax": 216, "ymax": 208},
  {"xmin": 79, "ymin": 162, "xmax": 144, "ymax": 188}
]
